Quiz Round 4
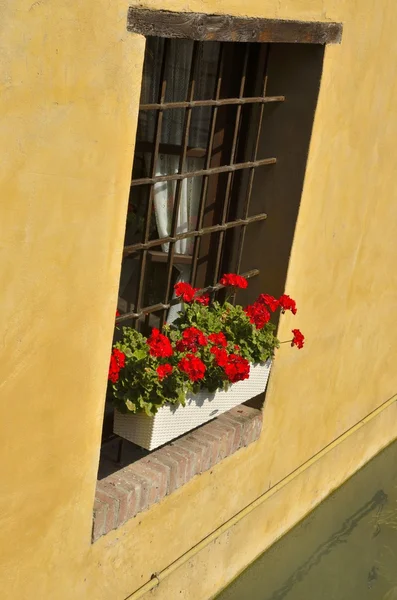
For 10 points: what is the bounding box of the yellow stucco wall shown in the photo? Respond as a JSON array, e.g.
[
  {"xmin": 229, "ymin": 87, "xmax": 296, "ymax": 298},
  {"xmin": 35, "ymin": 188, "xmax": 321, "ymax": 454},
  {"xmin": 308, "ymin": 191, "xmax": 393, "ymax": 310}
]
[{"xmin": 1, "ymin": 0, "xmax": 397, "ymax": 598}]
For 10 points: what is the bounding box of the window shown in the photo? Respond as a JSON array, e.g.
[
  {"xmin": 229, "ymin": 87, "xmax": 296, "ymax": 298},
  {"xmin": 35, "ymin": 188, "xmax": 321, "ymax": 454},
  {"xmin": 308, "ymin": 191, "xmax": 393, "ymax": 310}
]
[{"xmin": 100, "ymin": 19, "xmax": 333, "ymax": 455}]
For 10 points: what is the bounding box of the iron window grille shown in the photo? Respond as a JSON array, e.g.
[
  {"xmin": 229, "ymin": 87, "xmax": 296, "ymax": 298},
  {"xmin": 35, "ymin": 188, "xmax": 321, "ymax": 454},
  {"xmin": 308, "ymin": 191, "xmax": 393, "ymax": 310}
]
[{"xmin": 116, "ymin": 38, "xmax": 283, "ymax": 332}]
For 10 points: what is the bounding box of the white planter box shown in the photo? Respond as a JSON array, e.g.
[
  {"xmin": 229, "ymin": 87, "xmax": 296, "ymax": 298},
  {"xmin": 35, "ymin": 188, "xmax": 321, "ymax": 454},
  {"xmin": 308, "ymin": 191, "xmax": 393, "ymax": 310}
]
[{"xmin": 113, "ymin": 360, "xmax": 271, "ymax": 451}]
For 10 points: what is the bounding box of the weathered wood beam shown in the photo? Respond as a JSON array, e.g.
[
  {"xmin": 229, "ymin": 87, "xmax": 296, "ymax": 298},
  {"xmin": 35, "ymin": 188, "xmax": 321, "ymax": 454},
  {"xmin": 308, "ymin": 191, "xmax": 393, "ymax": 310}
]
[{"xmin": 127, "ymin": 9, "xmax": 343, "ymax": 45}]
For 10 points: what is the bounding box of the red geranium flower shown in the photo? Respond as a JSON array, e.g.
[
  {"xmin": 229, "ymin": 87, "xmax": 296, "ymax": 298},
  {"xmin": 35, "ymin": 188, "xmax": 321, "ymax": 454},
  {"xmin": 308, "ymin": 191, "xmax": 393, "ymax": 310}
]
[
  {"xmin": 208, "ymin": 332, "xmax": 228, "ymax": 348},
  {"xmin": 108, "ymin": 356, "xmax": 119, "ymax": 383},
  {"xmin": 210, "ymin": 346, "xmax": 228, "ymax": 367},
  {"xmin": 291, "ymin": 329, "xmax": 305, "ymax": 349},
  {"xmin": 244, "ymin": 302, "xmax": 271, "ymax": 329},
  {"xmin": 182, "ymin": 327, "xmax": 208, "ymax": 350},
  {"xmin": 108, "ymin": 348, "xmax": 126, "ymax": 383},
  {"xmin": 116, "ymin": 310, "xmax": 120, "ymax": 318},
  {"xmin": 174, "ymin": 282, "xmax": 197, "ymax": 303},
  {"xmin": 278, "ymin": 294, "xmax": 297, "ymax": 315},
  {"xmin": 178, "ymin": 354, "xmax": 206, "ymax": 382},
  {"xmin": 147, "ymin": 328, "xmax": 173, "ymax": 358},
  {"xmin": 157, "ymin": 363, "xmax": 173, "ymax": 379},
  {"xmin": 257, "ymin": 294, "xmax": 279, "ymax": 312},
  {"xmin": 195, "ymin": 293, "xmax": 210, "ymax": 306},
  {"xmin": 113, "ymin": 348, "xmax": 126, "ymax": 368},
  {"xmin": 223, "ymin": 354, "xmax": 250, "ymax": 383},
  {"xmin": 220, "ymin": 273, "xmax": 248, "ymax": 289},
  {"xmin": 176, "ymin": 339, "xmax": 191, "ymax": 353}
]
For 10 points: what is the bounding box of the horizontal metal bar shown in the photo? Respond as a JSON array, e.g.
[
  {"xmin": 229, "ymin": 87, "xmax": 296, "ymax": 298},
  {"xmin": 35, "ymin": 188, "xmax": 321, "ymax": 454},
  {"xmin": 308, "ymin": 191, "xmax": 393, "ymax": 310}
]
[
  {"xmin": 123, "ymin": 212, "xmax": 267, "ymax": 257},
  {"xmin": 135, "ymin": 141, "xmax": 207, "ymax": 159},
  {"xmin": 139, "ymin": 95, "xmax": 285, "ymax": 111},
  {"xmin": 126, "ymin": 250, "xmax": 193, "ymax": 264},
  {"xmin": 147, "ymin": 251, "xmax": 193, "ymax": 264},
  {"xmin": 130, "ymin": 157, "xmax": 276, "ymax": 187},
  {"xmin": 115, "ymin": 269, "xmax": 260, "ymax": 324}
]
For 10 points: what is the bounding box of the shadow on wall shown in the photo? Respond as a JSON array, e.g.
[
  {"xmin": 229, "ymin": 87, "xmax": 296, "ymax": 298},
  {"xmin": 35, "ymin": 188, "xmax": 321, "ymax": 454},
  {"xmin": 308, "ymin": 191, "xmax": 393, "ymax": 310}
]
[{"xmin": 215, "ymin": 439, "xmax": 397, "ymax": 600}]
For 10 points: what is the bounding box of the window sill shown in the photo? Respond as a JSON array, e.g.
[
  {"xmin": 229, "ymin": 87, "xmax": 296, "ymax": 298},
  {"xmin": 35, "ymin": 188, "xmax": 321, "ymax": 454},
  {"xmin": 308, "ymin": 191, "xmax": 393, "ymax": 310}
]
[{"xmin": 93, "ymin": 405, "xmax": 262, "ymax": 542}]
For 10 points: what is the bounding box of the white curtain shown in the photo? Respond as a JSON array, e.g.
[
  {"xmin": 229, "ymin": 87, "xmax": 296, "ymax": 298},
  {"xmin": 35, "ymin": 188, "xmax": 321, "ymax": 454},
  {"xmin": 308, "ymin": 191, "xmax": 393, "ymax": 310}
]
[{"xmin": 139, "ymin": 39, "xmax": 219, "ymax": 322}]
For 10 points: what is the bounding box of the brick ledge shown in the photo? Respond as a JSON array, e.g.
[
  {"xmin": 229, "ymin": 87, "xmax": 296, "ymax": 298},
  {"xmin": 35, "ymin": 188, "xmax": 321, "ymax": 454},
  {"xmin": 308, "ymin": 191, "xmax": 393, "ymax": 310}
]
[{"xmin": 93, "ymin": 405, "xmax": 262, "ymax": 542}]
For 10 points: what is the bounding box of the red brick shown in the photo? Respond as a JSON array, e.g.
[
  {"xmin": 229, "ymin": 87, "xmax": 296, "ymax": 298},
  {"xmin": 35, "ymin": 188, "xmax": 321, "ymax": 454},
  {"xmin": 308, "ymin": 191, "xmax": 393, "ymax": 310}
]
[
  {"xmin": 97, "ymin": 475, "xmax": 140, "ymax": 526},
  {"xmin": 242, "ymin": 417, "xmax": 257, "ymax": 446},
  {"xmin": 129, "ymin": 462, "xmax": 167, "ymax": 505},
  {"xmin": 188, "ymin": 433, "xmax": 215, "ymax": 471},
  {"xmin": 169, "ymin": 441, "xmax": 198, "ymax": 480},
  {"xmin": 140, "ymin": 457, "xmax": 170, "ymax": 497},
  {"xmin": 203, "ymin": 421, "xmax": 234, "ymax": 462},
  {"xmin": 178, "ymin": 434, "xmax": 212, "ymax": 473},
  {"xmin": 221, "ymin": 408, "xmax": 254, "ymax": 449},
  {"xmin": 92, "ymin": 499, "xmax": 107, "ymax": 542},
  {"xmin": 149, "ymin": 453, "xmax": 183, "ymax": 494},
  {"xmin": 218, "ymin": 413, "xmax": 244, "ymax": 451},
  {"xmin": 192, "ymin": 429, "xmax": 221, "ymax": 466},
  {"xmin": 118, "ymin": 469, "xmax": 148, "ymax": 515},
  {"xmin": 95, "ymin": 489, "xmax": 117, "ymax": 535}
]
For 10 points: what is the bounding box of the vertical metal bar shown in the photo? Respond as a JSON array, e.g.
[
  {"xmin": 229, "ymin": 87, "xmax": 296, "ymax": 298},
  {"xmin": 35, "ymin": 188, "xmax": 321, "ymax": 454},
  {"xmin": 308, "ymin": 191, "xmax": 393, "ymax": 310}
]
[
  {"xmin": 160, "ymin": 41, "xmax": 201, "ymax": 326},
  {"xmin": 235, "ymin": 44, "xmax": 271, "ymax": 277},
  {"xmin": 134, "ymin": 39, "xmax": 169, "ymax": 324},
  {"xmin": 190, "ymin": 43, "xmax": 225, "ymax": 287},
  {"xmin": 212, "ymin": 43, "xmax": 250, "ymax": 285}
]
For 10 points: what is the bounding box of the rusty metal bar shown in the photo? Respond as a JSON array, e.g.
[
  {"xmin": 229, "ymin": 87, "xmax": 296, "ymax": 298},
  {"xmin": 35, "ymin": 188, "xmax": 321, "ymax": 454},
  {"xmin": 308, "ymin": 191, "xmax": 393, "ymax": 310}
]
[
  {"xmin": 235, "ymin": 45, "xmax": 271, "ymax": 277},
  {"xmin": 147, "ymin": 250, "xmax": 192, "ymax": 264},
  {"xmin": 130, "ymin": 156, "xmax": 276, "ymax": 187},
  {"xmin": 135, "ymin": 140, "xmax": 207, "ymax": 158},
  {"xmin": 123, "ymin": 212, "xmax": 268, "ymax": 257},
  {"xmin": 133, "ymin": 39, "xmax": 169, "ymax": 319},
  {"xmin": 116, "ymin": 268, "xmax": 260, "ymax": 324},
  {"xmin": 212, "ymin": 43, "xmax": 250, "ymax": 285},
  {"xmin": 139, "ymin": 95, "xmax": 285, "ymax": 110},
  {"xmin": 160, "ymin": 40, "xmax": 201, "ymax": 326},
  {"xmin": 190, "ymin": 43, "xmax": 225, "ymax": 287}
]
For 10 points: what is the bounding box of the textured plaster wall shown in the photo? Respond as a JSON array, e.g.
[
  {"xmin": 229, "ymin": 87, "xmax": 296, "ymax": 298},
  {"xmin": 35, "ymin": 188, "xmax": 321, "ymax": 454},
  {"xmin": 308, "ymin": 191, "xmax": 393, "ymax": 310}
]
[{"xmin": 1, "ymin": 0, "xmax": 397, "ymax": 599}]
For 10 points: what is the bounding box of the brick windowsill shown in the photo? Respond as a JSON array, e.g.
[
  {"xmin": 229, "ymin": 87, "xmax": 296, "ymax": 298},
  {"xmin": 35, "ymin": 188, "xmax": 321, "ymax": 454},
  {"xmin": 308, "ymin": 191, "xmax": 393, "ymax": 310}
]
[{"xmin": 93, "ymin": 405, "xmax": 262, "ymax": 542}]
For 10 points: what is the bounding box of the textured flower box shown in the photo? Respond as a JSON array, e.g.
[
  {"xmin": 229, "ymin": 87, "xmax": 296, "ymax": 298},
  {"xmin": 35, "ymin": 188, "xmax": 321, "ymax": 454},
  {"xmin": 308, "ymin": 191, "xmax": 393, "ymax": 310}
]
[{"xmin": 113, "ymin": 360, "xmax": 271, "ymax": 450}]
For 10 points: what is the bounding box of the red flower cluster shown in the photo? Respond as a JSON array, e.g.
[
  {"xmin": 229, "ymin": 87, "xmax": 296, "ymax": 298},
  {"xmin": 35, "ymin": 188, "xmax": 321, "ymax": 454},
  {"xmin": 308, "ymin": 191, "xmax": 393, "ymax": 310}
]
[
  {"xmin": 147, "ymin": 328, "xmax": 173, "ymax": 358},
  {"xmin": 223, "ymin": 354, "xmax": 250, "ymax": 383},
  {"xmin": 108, "ymin": 348, "xmax": 126, "ymax": 384},
  {"xmin": 195, "ymin": 293, "xmax": 210, "ymax": 306},
  {"xmin": 244, "ymin": 302, "xmax": 271, "ymax": 329},
  {"xmin": 279, "ymin": 294, "xmax": 297, "ymax": 315},
  {"xmin": 291, "ymin": 329, "xmax": 305, "ymax": 349},
  {"xmin": 174, "ymin": 282, "xmax": 211, "ymax": 306},
  {"xmin": 176, "ymin": 327, "xmax": 208, "ymax": 353},
  {"xmin": 174, "ymin": 282, "xmax": 197, "ymax": 303},
  {"xmin": 220, "ymin": 273, "xmax": 248, "ymax": 289},
  {"xmin": 210, "ymin": 346, "xmax": 228, "ymax": 367},
  {"xmin": 178, "ymin": 354, "xmax": 206, "ymax": 381},
  {"xmin": 258, "ymin": 294, "xmax": 279, "ymax": 312},
  {"xmin": 208, "ymin": 332, "xmax": 228, "ymax": 348},
  {"xmin": 115, "ymin": 310, "xmax": 120, "ymax": 318},
  {"xmin": 157, "ymin": 363, "xmax": 173, "ymax": 379}
]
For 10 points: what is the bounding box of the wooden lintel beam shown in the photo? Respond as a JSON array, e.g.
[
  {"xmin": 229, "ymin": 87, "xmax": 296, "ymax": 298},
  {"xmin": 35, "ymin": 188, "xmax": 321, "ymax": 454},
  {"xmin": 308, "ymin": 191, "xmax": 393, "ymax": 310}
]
[{"xmin": 127, "ymin": 9, "xmax": 343, "ymax": 45}]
